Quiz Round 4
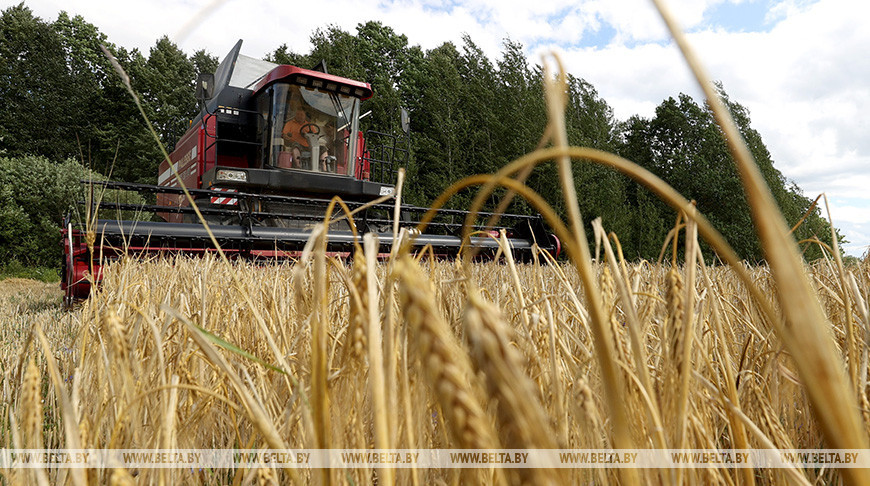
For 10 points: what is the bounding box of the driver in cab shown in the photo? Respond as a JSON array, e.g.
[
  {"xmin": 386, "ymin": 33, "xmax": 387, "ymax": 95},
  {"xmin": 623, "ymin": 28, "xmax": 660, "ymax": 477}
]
[{"xmin": 282, "ymin": 106, "xmax": 316, "ymax": 149}]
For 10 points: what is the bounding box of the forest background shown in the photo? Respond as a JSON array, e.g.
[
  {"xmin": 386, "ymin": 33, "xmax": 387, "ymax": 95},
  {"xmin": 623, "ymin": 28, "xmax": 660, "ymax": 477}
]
[{"xmin": 0, "ymin": 3, "xmax": 845, "ymax": 276}]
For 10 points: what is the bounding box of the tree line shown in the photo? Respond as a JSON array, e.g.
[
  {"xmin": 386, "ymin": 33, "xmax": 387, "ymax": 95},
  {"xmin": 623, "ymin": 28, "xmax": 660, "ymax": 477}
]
[{"xmin": 0, "ymin": 3, "xmax": 839, "ymax": 267}]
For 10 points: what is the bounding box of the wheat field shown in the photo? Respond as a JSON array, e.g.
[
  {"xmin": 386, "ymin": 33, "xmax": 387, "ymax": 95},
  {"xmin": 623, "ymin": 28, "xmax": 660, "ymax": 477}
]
[{"xmin": 1, "ymin": 242, "xmax": 869, "ymax": 484}]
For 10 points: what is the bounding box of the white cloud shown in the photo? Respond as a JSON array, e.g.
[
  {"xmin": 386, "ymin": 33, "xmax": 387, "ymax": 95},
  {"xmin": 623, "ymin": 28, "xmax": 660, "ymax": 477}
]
[
  {"xmin": 551, "ymin": 41, "xmax": 700, "ymax": 119},
  {"xmin": 766, "ymin": 0, "xmax": 818, "ymax": 23},
  {"xmin": 839, "ymin": 223, "xmax": 870, "ymax": 258},
  {"xmin": 825, "ymin": 203, "xmax": 870, "ymax": 226}
]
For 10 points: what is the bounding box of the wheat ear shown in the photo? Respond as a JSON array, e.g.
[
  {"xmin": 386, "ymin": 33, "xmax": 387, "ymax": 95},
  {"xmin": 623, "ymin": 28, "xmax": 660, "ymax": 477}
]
[
  {"xmin": 463, "ymin": 288, "xmax": 562, "ymax": 483},
  {"xmin": 394, "ymin": 256, "xmax": 498, "ymax": 450}
]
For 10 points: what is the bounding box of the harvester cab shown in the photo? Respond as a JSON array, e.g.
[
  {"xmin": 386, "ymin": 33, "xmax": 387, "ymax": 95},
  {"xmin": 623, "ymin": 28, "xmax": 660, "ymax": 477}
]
[
  {"xmin": 60, "ymin": 40, "xmax": 557, "ymax": 303},
  {"xmin": 156, "ymin": 40, "xmax": 396, "ymax": 227}
]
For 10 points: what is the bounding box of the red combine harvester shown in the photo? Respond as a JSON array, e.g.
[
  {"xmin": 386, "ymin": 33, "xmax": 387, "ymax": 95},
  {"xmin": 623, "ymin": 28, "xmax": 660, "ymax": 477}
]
[{"xmin": 61, "ymin": 40, "xmax": 556, "ymax": 302}]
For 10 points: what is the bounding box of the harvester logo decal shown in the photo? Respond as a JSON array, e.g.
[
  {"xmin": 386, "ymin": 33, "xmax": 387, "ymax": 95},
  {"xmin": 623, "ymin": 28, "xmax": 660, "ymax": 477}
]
[{"xmin": 158, "ymin": 146, "xmax": 198, "ymax": 185}]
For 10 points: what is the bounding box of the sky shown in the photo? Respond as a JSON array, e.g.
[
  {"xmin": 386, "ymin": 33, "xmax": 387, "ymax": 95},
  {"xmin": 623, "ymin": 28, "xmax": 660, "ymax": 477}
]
[{"xmin": 12, "ymin": 0, "xmax": 870, "ymax": 257}]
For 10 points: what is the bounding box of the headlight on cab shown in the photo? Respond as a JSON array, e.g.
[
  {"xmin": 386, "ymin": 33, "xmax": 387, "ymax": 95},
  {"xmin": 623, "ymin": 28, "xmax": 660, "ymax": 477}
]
[{"xmin": 216, "ymin": 169, "xmax": 247, "ymax": 182}]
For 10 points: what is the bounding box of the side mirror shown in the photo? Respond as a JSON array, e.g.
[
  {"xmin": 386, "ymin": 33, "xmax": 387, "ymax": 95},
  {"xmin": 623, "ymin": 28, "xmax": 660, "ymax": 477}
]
[
  {"xmin": 195, "ymin": 73, "xmax": 215, "ymax": 102},
  {"xmin": 400, "ymin": 107, "xmax": 410, "ymax": 134}
]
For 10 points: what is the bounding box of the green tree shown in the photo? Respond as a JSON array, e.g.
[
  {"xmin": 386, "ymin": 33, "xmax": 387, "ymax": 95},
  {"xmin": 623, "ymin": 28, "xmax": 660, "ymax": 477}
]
[
  {"xmin": 562, "ymin": 75, "xmax": 632, "ymax": 247},
  {"xmin": 354, "ymin": 21, "xmax": 414, "ymax": 135},
  {"xmin": 139, "ymin": 37, "xmax": 197, "ymax": 150},
  {"xmin": 493, "ymin": 40, "xmax": 544, "ymax": 160},
  {"xmin": 620, "ymin": 94, "xmax": 761, "ymax": 259},
  {"xmin": 457, "ymin": 36, "xmax": 501, "ymax": 173},
  {"xmin": 617, "ymin": 88, "xmax": 840, "ymax": 261},
  {"xmin": 0, "ymin": 6, "xmax": 162, "ymax": 182},
  {"xmin": 53, "ymin": 12, "xmax": 150, "ymax": 176},
  {"xmin": 0, "ymin": 4, "xmax": 71, "ymax": 159},
  {"xmin": 191, "ymin": 49, "xmax": 218, "ymax": 77},
  {"xmin": 0, "ymin": 155, "xmax": 142, "ymax": 267},
  {"xmin": 0, "ymin": 11, "xmax": 839, "ymax": 264},
  {"xmin": 618, "ymin": 115, "xmax": 673, "ymax": 258},
  {"xmin": 404, "ymin": 42, "xmax": 465, "ymax": 205}
]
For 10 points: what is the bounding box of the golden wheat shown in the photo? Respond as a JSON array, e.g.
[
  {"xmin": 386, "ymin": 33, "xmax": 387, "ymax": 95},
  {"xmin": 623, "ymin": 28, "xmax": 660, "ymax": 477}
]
[{"xmin": 1, "ymin": 243, "xmax": 868, "ymax": 484}]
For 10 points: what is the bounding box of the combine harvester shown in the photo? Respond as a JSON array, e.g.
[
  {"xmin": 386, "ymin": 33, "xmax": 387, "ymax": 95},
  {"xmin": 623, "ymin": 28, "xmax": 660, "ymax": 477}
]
[{"xmin": 61, "ymin": 40, "xmax": 556, "ymax": 302}]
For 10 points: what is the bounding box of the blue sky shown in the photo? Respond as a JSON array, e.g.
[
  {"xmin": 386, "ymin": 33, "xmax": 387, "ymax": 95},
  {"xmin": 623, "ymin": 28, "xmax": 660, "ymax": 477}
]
[
  {"xmin": 707, "ymin": 0, "xmax": 773, "ymax": 32},
  {"xmin": 13, "ymin": 0, "xmax": 870, "ymax": 257}
]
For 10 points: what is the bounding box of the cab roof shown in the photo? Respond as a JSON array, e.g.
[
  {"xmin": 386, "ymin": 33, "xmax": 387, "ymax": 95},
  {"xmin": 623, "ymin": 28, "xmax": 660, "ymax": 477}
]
[
  {"xmin": 213, "ymin": 40, "xmax": 374, "ymax": 100},
  {"xmin": 252, "ymin": 65, "xmax": 373, "ymax": 100}
]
